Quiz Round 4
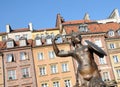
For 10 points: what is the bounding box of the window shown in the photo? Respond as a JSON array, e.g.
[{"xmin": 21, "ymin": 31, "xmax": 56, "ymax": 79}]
[
  {"xmin": 64, "ymin": 80, "xmax": 71, "ymax": 87},
  {"xmin": 49, "ymin": 51, "xmax": 55, "ymax": 59},
  {"xmin": 79, "ymin": 24, "xmax": 89, "ymax": 32},
  {"xmin": 56, "ymin": 37, "xmax": 62, "ymax": 43},
  {"xmin": 22, "ymin": 68, "xmax": 30, "ymax": 78},
  {"xmin": 35, "ymin": 39, "xmax": 42, "ymax": 46},
  {"xmin": 51, "ymin": 33, "xmax": 54, "ymax": 38},
  {"xmin": 95, "ymin": 39, "xmax": 102, "ymax": 47},
  {"xmin": 116, "ymin": 69, "xmax": 120, "ymax": 79},
  {"xmin": 108, "ymin": 30, "xmax": 114, "ymax": 37},
  {"xmin": 7, "ymin": 41, "xmax": 14, "ymax": 48},
  {"xmin": 40, "ymin": 66, "xmax": 46, "ymax": 76},
  {"xmin": 41, "ymin": 83, "xmax": 48, "ymax": 87},
  {"xmin": 20, "ymin": 52, "xmax": 28, "ymax": 60},
  {"xmin": 41, "ymin": 34, "xmax": 45, "ymax": 38},
  {"xmin": 99, "ymin": 57, "xmax": 106, "ymax": 64},
  {"xmin": 2, "ymin": 35, "xmax": 6, "ymax": 41},
  {"xmin": 46, "ymin": 35, "xmax": 52, "ymax": 44},
  {"xmin": 117, "ymin": 30, "xmax": 120, "ymax": 36},
  {"xmin": 62, "ymin": 63, "xmax": 69, "ymax": 72},
  {"xmin": 113, "ymin": 55, "xmax": 119, "ymax": 63},
  {"xmin": 19, "ymin": 39, "xmax": 27, "ymax": 46},
  {"xmin": 23, "ymin": 34, "xmax": 28, "ymax": 39},
  {"xmin": 53, "ymin": 81, "xmax": 59, "ymax": 87},
  {"xmin": 51, "ymin": 64, "xmax": 58, "ymax": 74},
  {"xmin": 109, "ymin": 43, "xmax": 116, "ymax": 49},
  {"xmin": 102, "ymin": 72, "xmax": 110, "ymax": 81},
  {"xmin": 15, "ymin": 35, "xmax": 20, "ymax": 41},
  {"xmin": 6, "ymin": 54, "xmax": 15, "ymax": 62},
  {"xmin": 38, "ymin": 52, "xmax": 43, "ymax": 60},
  {"xmin": 8, "ymin": 70, "xmax": 16, "ymax": 80}
]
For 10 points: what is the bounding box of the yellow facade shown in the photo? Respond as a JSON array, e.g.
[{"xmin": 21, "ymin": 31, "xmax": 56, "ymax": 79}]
[
  {"xmin": 106, "ymin": 39, "xmax": 120, "ymax": 86},
  {"xmin": 0, "ymin": 53, "xmax": 4, "ymax": 87},
  {"xmin": 32, "ymin": 28, "xmax": 60, "ymax": 39},
  {"xmin": 32, "ymin": 44, "xmax": 76, "ymax": 87}
]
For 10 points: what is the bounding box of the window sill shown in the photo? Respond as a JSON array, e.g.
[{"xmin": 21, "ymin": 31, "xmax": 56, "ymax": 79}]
[
  {"xmin": 7, "ymin": 79, "xmax": 18, "ymax": 82},
  {"xmin": 62, "ymin": 71, "xmax": 70, "ymax": 73},
  {"xmin": 21, "ymin": 76, "xmax": 32, "ymax": 79},
  {"xmin": 51, "ymin": 72, "xmax": 59, "ymax": 75},
  {"xmin": 39, "ymin": 74, "xmax": 48, "ymax": 77}
]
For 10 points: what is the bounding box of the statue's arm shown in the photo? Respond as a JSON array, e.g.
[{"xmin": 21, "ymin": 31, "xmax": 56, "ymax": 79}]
[
  {"xmin": 85, "ymin": 40, "xmax": 107, "ymax": 57},
  {"xmin": 52, "ymin": 34, "xmax": 73, "ymax": 57}
]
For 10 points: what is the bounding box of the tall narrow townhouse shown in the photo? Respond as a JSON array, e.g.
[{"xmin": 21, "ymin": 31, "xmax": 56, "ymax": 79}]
[
  {"xmin": 56, "ymin": 13, "xmax": 117, "ymax": 86},
  {"xmin": 1, "ymin": 37, "xmax": 37, "ymax": 87},
  {"xmin": 6, "ymin": 23, "xmax": 33, "ymax": 41},
  {"xmin": 32, "ymin": 28, "xmax": 76, "ymax": 87},
  {"xmin": 105, "ymin": 28, "xmax": 120, "ymax": 87},
  {"xmin": 0, "ymin": 43, "xmax": 4, "ymax": 87}
]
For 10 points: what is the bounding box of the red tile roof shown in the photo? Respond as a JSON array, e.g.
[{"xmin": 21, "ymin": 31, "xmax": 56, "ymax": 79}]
[
  {"xmin": 63, "ymin": 21, "xmax": 120, "ymax": 34},
  {"xmin": 62, "ymin": 20, "xmax": 92, "ymax": 25},
  {"xmin": 10, "ymin": 28, "xmax": 30, "ymax": 33}
]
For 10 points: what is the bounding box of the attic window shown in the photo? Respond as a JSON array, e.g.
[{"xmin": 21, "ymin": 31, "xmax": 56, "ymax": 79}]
[
  {"xmin": 35, "ymin": 37, "xmax": 42, "ymax": 46},
  {"xmin": 78, "ymin": 24, "xmax": 89, "ymax": 32},
  {"xmin": 46, "ymin": 35, "xmax": 52, "ymax": 44},
  {"xmin": 19, "ymin": 37, "xmax": 27, "ymax": 46},
  {"xmin": 108, "ymin": 30, "xmax": 115, "ymax": 37},
  {"xmin": 117, "ymin": 30, "xmax": 120, "ymax": 36},
  {"xmin": 7, "ymin": 41, "xmax": 14, "ymax": 48}
]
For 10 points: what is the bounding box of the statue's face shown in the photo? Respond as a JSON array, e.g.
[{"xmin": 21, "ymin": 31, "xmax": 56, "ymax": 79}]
[{"xmin": 71, "ymin": 34, "xmax": 82, "ymax": 43}]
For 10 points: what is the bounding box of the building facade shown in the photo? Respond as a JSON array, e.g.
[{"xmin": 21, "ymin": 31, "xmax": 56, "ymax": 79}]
[{"xmin": 1, "ymin": 38, "xmax": 37, "ymax": 87}]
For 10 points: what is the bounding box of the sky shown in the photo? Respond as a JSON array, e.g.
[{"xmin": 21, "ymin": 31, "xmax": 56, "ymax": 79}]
[{"xmin": 0, "ymin": 0, "xmax": 120, "ymax": 32}]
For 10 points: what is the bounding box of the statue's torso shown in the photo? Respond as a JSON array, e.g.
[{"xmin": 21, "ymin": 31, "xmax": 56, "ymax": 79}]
[{"xmin": 74, "ymin": 46, "xmax": 98, "ymax": 80}]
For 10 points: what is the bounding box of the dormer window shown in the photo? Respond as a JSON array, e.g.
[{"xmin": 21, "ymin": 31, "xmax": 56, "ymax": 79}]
[
  {"xmin": 19, "ymin": 37, "xmax": 27, "ymax": 46},
  {"xmin": 78, "ymin": 24, "xmax": 89, "ymax": 32},
  {"xmin": 7, "ymin": 39, "xmax": 14, "ymax": 48},
  {"xmin": 35, "ymin": 37, "xmax": 42, "ymax": 46},
  {"xmin": 117, "ymin": 29, "xmax": 120, "ymax": 36},
  {"xmin": 108, "ymin": 30, "xmax": 115, "ymax": 37},
  {"xmin": 46, "ymin": 35, "xmax": 52, "ymax": 44}
]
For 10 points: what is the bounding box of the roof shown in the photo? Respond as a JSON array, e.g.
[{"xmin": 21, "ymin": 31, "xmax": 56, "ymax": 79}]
[
  {"xmin": 63, "ymin": 21, "xmax": 120, "ymax": 34},
  {"xmin": 33, "ymin": 27, "xmax": 59, "ymax": 32},
  {"xmin": 10, "ymin": 28, "xmax": 30, "ymax": 33},
  {"xmin": 62, "ymin": 20, "xmax": 92, "ymax": 25}
]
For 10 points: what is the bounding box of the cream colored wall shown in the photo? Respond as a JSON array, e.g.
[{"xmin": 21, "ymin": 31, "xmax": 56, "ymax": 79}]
[
  {"xmin": 0, "ymin": 54, "xmax": 4, "ymax": 87},
  {"xmin": 8, "ymin": 31, "xmax": 32, "ymax": 40},
  {"xmin": 32, "ymin": 44, "xmax": 76, "ymax": 87},
  {"xmin": 32, "ymin": 29, "xmax": 59, "ymax": 39}
]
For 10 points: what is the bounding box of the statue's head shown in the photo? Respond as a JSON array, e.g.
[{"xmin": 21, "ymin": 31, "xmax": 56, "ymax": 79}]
[{"xmin": 70, "ymin": 32, "xmax": 82, "ymax": 46}]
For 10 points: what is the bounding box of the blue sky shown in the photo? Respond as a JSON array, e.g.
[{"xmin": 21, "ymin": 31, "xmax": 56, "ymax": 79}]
[{"xmin": 0, "ymin": 0, "xmax": 120, "ymax": 32}]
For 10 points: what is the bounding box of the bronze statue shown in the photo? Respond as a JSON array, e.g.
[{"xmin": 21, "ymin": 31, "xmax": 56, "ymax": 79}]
[{"xmin": 52, "ymin": 33, "xmax": 107, "ymax": 87}]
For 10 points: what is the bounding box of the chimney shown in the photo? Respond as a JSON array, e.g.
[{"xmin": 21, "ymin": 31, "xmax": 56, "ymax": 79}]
[
  {"xmin": 6, "ymin": 24, "xmax": 11, "ymax": 33},
  {"xmin": 28, "ymin": 22, "xmax": 33, "ymax": 31},
  {"xmin": 83, "ymin": 13, "xmax": 90, "ymax": 20}
]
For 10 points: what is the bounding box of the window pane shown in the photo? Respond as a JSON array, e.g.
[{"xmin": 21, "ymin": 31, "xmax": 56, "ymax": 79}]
[
  {"xmin": 22, "ymin": 68, "xmax": 30, "ymax": 78},
  {"xmin": 64, "ymin": 80, "xmax": 71, "ymax": 87},
  {"xmin": 53, "ymin": 81, "xmax": 59, "ymax": 87},
  {"xmin": 51, "ymin": 65, "xmax": 57, "ymax": 74},
  {"xmin": 49, "ymin": 51, "xmax": 55, "ymax": 59},
  {"xmin": 7, "ymin": 54, "xmax": 14, "ymax": 62},
  {"xmin": 40, "ymin": 66, "xmax": 46, "ymax": 75},
  {"xmin": 8, "ymin": 70, "xmax": 16, "ymax": 80},
  {"xmin": 38, "ymin": 52, "xmax": 43, "ymax": 60},
  {"xmin": 62, "ymin": 63, "xmax": 68, "ymax": 72}
]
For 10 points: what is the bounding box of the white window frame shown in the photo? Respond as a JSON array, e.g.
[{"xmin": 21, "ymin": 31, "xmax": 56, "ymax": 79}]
[
  {"xmin": 22, "ymin": 68, "xmax": 30, "ymax": 78},
  {"xmin": 6, "ymin": 54, "xmax": 14, "ymax": 62},
  {"xmin": 53, "ymin": 81, "xmax": 60, "ymax": 87},
  {"xmin": 113, "ymin": 55, "xmax": 119, "ymax": 63},
  {"xmin": 64, "ymin": 80, "xmax": 71, "ymax": 87},
  {"xmin": 36, "ymin": 39, "xmax": 42, "ymax": 46},
  {"xmin": 19, "ymin": 39, "xmax": 26, "ymax": 46},
  {"xmin": 38, "ymin": 52, "xmax": 44, "ymax": 60},
  {"xmin": 94, "ymin": 39, "xmax": 102, "ymax": 47},
  {"xmin": 51, "ymin": 64, "xmax": 58, "ymax": 74},
  {"xmin": 8, "ymin": 70, "xmax": 16, "ymax": 80},
  {"xmin": 40, "ymin": 66, "xmax": 46, "ymax": 76},
  {"xmin": 15, "ymin": 35, "xmax": 20, "ymax": 41},
  {"xmin": 99, "ymin": 57, "xmax": 106, "ymax": 64},
  {"xmin": 102, "ymin": 72, "xmax": 110, "ymax": 81},
  {"xmin": 41, "ymin": 83, "xmax": 48, "ymax": 87},
  {"xmin": 49, "ymin": 51, "xmax": 55, "ymax": 59},
  {"xmin": 62, "ymin": 63, "xmax": 69, "ymax": 72},
  {"xmin": 108, "ymin": 31, "xmax": 115, "ymax": 37},
  {"xmin": 20, "ymin": 52, "xmax": 27, "ymax": 60},
  {"xmin": 7, "ymin": 41, "xmax": 14, "ymax": 48},
  {"xmin": 109, "ymin": 43, "xmax": 116, "ymax": 49},
  {"xmin": 116, "ymin": 69, "xmax": 120, "ymax": 79}
]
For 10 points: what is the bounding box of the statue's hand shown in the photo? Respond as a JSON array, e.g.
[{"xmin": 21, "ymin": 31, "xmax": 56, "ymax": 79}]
[{"xmin": 52, "ymin": 34, "xmax": 62, "ymax": 41}]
